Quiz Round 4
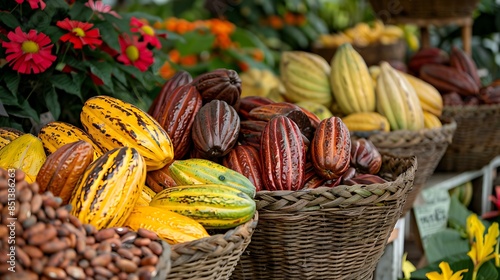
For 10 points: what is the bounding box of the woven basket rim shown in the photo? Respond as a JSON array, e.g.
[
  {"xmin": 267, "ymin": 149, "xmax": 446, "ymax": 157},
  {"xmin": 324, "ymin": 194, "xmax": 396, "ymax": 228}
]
[
  {"xmin": 153, "ymin": 241, "xmax": 172, "ymax": 280},
  {"xmin": 443, "ymin": 103, "xmax": 500, "ymax": 114},
  {"xmin": 254, "ymin": 154, "xmax": 416, "ymax": 212}
]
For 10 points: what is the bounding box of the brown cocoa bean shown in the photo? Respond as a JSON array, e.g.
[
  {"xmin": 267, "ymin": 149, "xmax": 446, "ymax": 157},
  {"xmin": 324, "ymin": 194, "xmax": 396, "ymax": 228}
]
[
  {"xmin": 132, "ymin": 256, "xmax": 140, "ymax": 265},
  {"xmin": 66, "ymin": 266, "xmax": 85, "ymax": 280},
  {"xmin": 62, "ymin": 223, "xmax": 85, "ymax": 238},
  {"xmin": 47, "ymin": 251, "xmax": 65, "ymax": 267},
  {"xmin": 14, "ymin": 220, "xmax": 23, "ymax": 236},
  {"xmin": 19, "ymin": 187, "xmax": 32, "ymax": 203},
  {"xmin": 148, "ymin": 241, "xmax": 163, "ymax": 256},
  {"xmin": 56, "ymin": 227, "xmax": 69, "ymax": 237},
  {"xmin": 64, "ymin": 248, "xmax": 77, "ymax": 261},
  {"xmin": 42, "ymin": 195, "xmax": 62, "ymax": 209},
  {"xmin": 117, "ymin": 248, "xmax": 134, "ymax": 260},
  {"xmin": 43, "ymin": 267, "xmax": 67, "ymax": 279},
  {"xmin": 16, "ymin": 246, "xmax": 31, "ymax": 268},
  {"xmin": 68, "ymin": 215, "xmax": 82, "ymax": 228},
  {"xmin": 121, "ymin": 232, "xmax": 137, "ymax": 244},
  {"xmin": 55, "ymin": 207, "xmax": 68, "ymax": 220},
  {"xmin": 94, "ymin": 266, "xmax": 114, "ymax": 278},
  {"xmin": 91, "ymin": 253, "xmax": 112, "ymax": 267},
  {"xmin": 118, "ymin": 272, "xmax": 128, "ymax": 280},
  {"xmin": 127, "ymin": 274, "xmax": 139, "ymax": 280},
  {"xmin": 84, "ymin": 224, "xmax": 96, "ymax": 235},
  {"xmin": 115, "ymin": 227, "xmax": 130, "ymax": 235},
  {"xmin": 68, "ymin": 233, "xmax": 76, "ymax": 248},
  {"xmin": 83, "ymin": 248, "xmax": 96, "ymax": 260},
  {"xmin": 129, "ymin": 247, "xmax": 142, "ymax": 257},
  {"xmin": 22, "ymin": 216, "xmax": 37, "ymax": 229},
  {"xmin": 31, "ymin": 257, "xmax": 45, "ymax": 274},
  {"xmin": 137, "ymin": 266, "xmax": 156, "ymax": 280},
  {"xmin": 141, "ymin": 246, "xmax": 153, "ymax": 257},
  {"xmin": 23, "ymin": 245, "xmax": 44, "ymax": 259},
  {"xmin": 59, "ymin": 256, "xmax": 71, "ymax": 270},
  {"xmin": 17, "ymin": 202, "xmax": 31, "ymax": 222},
  {"xmin": 44, "ymin": 205, "xmax": 56, "ymax": 220},
  {"xmin": 84, "ymin": 266, "xmax": 94, "ymax": 277},
  {"xmin": 134, "ymin": 237, "xmax": 151, "ymax": 247},
  {"xmin": 107, "ymin": 262, "xmax": 120, "ymax": 274},
  {"xmin": 25, "ymin": 222, "xmax": 45, "ymax": 238},
  {"xmin": 0, "ymin": 225, "xmax": 7, "ymax": 237},
  {"xmin": 78, "ymin": 259, "xmax": 89, "ymax": 268},
  {"xmin": 86, "ymin": 236, "xmax": 95, "ymax": 245},
  {"xmin": 116, "ymin": 258, "xmax": 138, "ymax": 273},
  {"xmin": 40, "ymin": 239, "xmax": 68, "ymax": 254},
  {"xmin": 95, "ymin": 228, "xmax": 116, "ymax": 242},
  {"xmin": 16, "ymin": 236, "xmax": 25, "ymax": 247},
  {"xmin": 28, "ymin": 225, "xmax": 57, "ymax": 246},
  {"xmin": 97, "ymin": 241, "xmax": 111, "ymax": 253},
  {"xmin": 0, "ymin": 189, "xmax": 8, "ymax": 205},
  {"xmin": 76, "ymin": 236, "xmax": 86, "ymax": 253},
  {"xmin": 140, "ymin": 255, "xmax": 158, "ymax": 266},
  {"xmin": 137, "ymin": 228, "xmax": 158, "ymax": 240},
  {"xmin": 106, "ymin": 238, "xmax": 122, "ymax": 249},
  {"xmin": 36, "ymin": 209, "xmax": 46, "ymax": 220},
  {"xmin": 95, "ymin": 275, "xmax": 109, "ymax": 280},
  {"xmin": 30, "ymin": 194, "xmax": 43, "ymax": 213}
]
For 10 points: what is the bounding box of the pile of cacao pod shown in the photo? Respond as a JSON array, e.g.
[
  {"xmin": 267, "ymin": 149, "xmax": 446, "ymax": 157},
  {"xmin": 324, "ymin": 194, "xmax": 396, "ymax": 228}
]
[
  {"xmin": 276, "ymin": 43, "xmax": 445, "ymax": 133},
  {"xmin": 408, "ymin": 46, "xmax": 500, "ymax": 106},
  {"xmin": 0, "ymin": 168, "xmax": 170, "ymax": 279}
]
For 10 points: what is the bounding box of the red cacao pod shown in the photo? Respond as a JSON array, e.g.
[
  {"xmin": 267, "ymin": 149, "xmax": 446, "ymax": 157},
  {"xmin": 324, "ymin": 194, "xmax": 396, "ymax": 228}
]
[
  {"xmin": 408, "ymin": 47, "xmax": 449, "ymax": 74},
  {"xmin": 260, "ymin": 115, "xmax": 306, "ymax": 191},
  {"xmin": 343, "ymin": 173, "xmax": 387, "ymax": 186},
  {"xmin": 479, "ymin": 85, "xmax": 500, "ymax": 104},
  {"xmin": 191, "ymin": 100, "xmax": 240, "ymax": 158},
  {"xmin": 442, "ymin": 92, "xmax": 464, "ymax": 106},
  {"xmin": 419, "ymin": 64, "xmax": 479, "ymax": 96},
  {"xmin": 238, "ymin": 120, "xmax": 268, "ymax": 151},
  {"xmin": 194, "ymin": 68, "xmax": 242, "ymax": 109},
  {"xmin": 36, "ymin": 140, "xmax": 94, "ymax": 204},
  {"xmin": 350, "ymin": 138, "xmax": 382, "ymax": 175},
  {"xmin": 148, "ymin": 70, "xmax": 193, "ymax": 117},
  {"xmin": 238, "ymin": 96, "xmax": 275, "ymax": 120},
  {"xmin": 146, "ymin": 165, "xmax": 177, "ymax": 193},
  {"xmin": 310, "ymin": 116, "xmax": 351, "ymax": 180},
  {"xmin": 450, "ymin": 46, "xmax": 482, "ymax": 88},
  {"xmin": 222, "ymin": 144, "xmax": 264, "ymax": 192},
  {"xmin": 152, "ymin": 84, "xmax": 202, "ymax": 160}
]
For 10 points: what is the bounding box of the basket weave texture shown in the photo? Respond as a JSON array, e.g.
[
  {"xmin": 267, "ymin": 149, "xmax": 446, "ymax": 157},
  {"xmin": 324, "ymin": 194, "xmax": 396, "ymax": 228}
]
[
  {"xmin": 230, "ymin": 154, "xmax": 416, "ymax": 280},
  {"xmin": 165, "ymin": 213, "xmax": 258, "ymax": 280},
  {"xmin": 437, "ymin": 104, "xmax": 500, "ymax": 172},
  {"xmin": 367, "ymin": 120, "xmax": 457, "ymax": 214},
  {"xmin": 368, "ymin": 0, "xmax": 479, "ymax": 19},
  {"xmin": 153, "ymin": 241, "xmax": 172, "ymax": 280}
]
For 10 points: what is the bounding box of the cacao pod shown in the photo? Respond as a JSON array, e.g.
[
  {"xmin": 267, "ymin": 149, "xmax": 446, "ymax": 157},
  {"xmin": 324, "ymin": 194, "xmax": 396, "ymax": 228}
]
[
  {"xmin": 238, "ymin": 96, "xmax": 275, "ymax": 120},
  {"xmin": 0, "ymin": 134, "xmax": 46, "ymax": 183},
  {"xmin": 222, "ymin": 144, "xmax": 264, "ymax": 192},
  {"xmin": 146, "ymin": 165, "xmax": 177, "ymax": 193},
  {"xmin": 449, "ymin": 46, "xmax": 482, "ymax": 88},
  {"xmin": 194, "ymin": 68, "xmax": 242, "ymax": 109},
  {"xmin": 479, "ymin": 85, "xmax": 500, "ymax": 104},
  {"xmin": 419, "ymin": 64, "xmax": 479, "ymax": 96},
  {"xmin": 350, "ymin": 138, "xmax": 382, "ymax": 175},
  {"xmin": 442, "ymin": 92, "xmax": 464, "ymax": 106},
  {"xmin": 343, "ymin": 173, "xmax": 387, "ymax": 186},
  {"xmin": 238, "ymin": 120, "xmax": 268, "ymax": 150},
  {"xmin": 0, "ymin": 127, "xmax": 24, "ymax": 150},
  {"xmin": 408, "ymin": 47, "xmax": 449, "ymax": 74},
  {"xmin": 148, "ymin": 70, "xmax": 193, "ymax": 117}
]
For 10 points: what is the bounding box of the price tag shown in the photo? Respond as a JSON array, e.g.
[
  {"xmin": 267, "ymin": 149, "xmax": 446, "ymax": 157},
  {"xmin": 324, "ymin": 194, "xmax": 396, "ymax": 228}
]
[{"xmin": 413, "ymin": 187, "xmax": 450, "ymax": 239}]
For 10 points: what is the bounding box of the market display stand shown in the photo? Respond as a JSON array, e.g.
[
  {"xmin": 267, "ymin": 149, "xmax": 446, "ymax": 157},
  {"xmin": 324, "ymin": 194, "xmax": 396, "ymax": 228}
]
[{"xmin": 374, "ymin": 155, "xmax": 500, "ymax": 279}]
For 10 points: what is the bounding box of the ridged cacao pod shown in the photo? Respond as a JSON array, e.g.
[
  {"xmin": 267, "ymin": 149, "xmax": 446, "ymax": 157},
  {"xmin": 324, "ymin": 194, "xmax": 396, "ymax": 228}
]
[
  {"xmin": 238, "ymin": 96, "xmax": 275, "ymax": 120},
  {"xmin": 222, "ymin": 144, "xmax": 264, "ymax": 192},
  {"xmin": 260, "ymin": 116, "xmax": 306, "ymax": 191},
  {"xmin": 146, "ymin": 165, "xmax": 177, "ymax": 193},
  {"xmin": 0, "ymin": 127, "xmax": 24, "ymax": 150},
  {"xmin": 479, "ymin": 85, "xmax": 500, "ymax": 104},
  {"xmin": 148, "ymin": 70, "xmax": 193, "ymax": 117},
  {"xmin": 151, "ymin": 84, "xmax": 202, "ymax": 160},
  {"xmin": 450, "ymin": 46, "xmax": 482, "ymax": 88},
  {"xmin": 310, "ymin": 117, "xmax": 351, "ymax": 180},
  {"xmin": 408, "ymin": 47, "xmax": 449, "ymax": 74},
  {"xmin": 238, "ymin": 120, "xmax": 268, "ymax": 150},
  {"xmin": 248, "ymin": 102, "xmax": 314, "ymax": 140},
  {"xmin": 350, "ymin": 138, "xmax": 382, "ymax": 175},
  {"xmin": 419, "ymin": 64, "xmax": 479, "ymax": 96},
  {"xmin": 0, "ymin": 134, "xmax": 46, "ymax": 184},
  {"xmin": 36, "ymin": 140, "xmax": 94, "ymax": 204},
  {"xmin": 464, "ymin": 96, "xmax": 480, "ymax": 106},
  {"xmin": 191, "ymin": 100, "xmax": 240, "ymax": 158},
  {"xmin": 343, "ymin": 173, "xmax": 387, "ymax": 186},
  {"xmin": 442, "ymin": 92, "xmax": 464, "ymax": 106},
  {"xmin": 194, "ymin": 68, "xmax": 242, "ymax": 109}
]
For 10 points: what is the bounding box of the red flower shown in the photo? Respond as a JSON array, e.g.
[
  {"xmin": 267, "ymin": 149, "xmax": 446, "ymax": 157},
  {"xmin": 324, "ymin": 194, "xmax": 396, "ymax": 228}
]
[
  {"xmin": 2, "ymin": 27, "xmax": 56, "ymax": 74},
  {"xmin": 116, "ymin": 34, "xmax": 154, "ymax": 72},
  {"xmin": 85, "ymin": 0, "xmax": 120, "ymax": 19},
  {"xmin": 15, "ymin": 0, "xmax": 46, "ymax": 10},
  {"xmin": 130, "ymin": 17, "xmax": 161, "ymax": 49},
  {"xmin": 56, "ymin": 18, "xmax": 102, "ymax": 49}
]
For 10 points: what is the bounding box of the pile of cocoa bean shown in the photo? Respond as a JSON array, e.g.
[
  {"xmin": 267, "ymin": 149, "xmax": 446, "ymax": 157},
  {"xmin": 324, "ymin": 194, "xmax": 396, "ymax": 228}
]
[{"xmin": 0, "ymin": 169, "xmax": 170, "ymax": 280}]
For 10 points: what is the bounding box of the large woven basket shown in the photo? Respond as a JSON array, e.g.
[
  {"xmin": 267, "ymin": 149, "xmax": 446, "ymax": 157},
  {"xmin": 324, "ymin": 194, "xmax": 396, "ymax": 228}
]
[
  {"xmin": 166, "ymin": 213, "xmax": 258, "ymax": 280},
  {"xmin": 368, "ymin": 0, "xmax": 479, "ymax": 19},
  {"xmin": 230, "ymin": 154, "xmax": 416, "ymax": 280},
  {"xmin": 437, "ymin": 104, "xmax": 500, "ymax": 172},
  {"xmin": 366, "ymin": 120, "xmax": 457, "ymax": 214}
]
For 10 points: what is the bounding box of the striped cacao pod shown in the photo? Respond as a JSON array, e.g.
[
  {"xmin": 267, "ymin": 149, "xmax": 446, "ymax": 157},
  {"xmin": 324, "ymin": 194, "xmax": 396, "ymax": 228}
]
[
  {"xmin": 191, "ymin": 100, "xmax": 240, "ymax": 159},
  {"xmin": 350, "ymin": 138, "xmax": 382, "ymax": 175},
  {"xmin": 238, "ymin": 96, "xmax": 275, "ymax": 120},
  {"xmin": 0, "ymin": 127, "xmax": 24, "ymax": 149},
  {"xmin": 36, "ymin": 140, "xmax": 94, "ymax": 204},
  {"xmin": 260, "ymin": 115, "xmax": 306, "ymax": 191},
  {"xmin": 150, "ymin": 84, "xmax": 202, "ymax": 160},
  {"xmin": 81, "ymin": 95, "xmax": 174, "ymax": 171},
  {"xmin": 69, "ymin": 147, "xmax": 146, "ymax": 230},
  {"xmin": 146, "ymin": 165, "xmax": 177, "ymax": 193},
  {"xmin": 148, "ymin": 70, "xmax": 193, "ymax": 117},
  {"xmin": 310, "ymin": 117, "xmax": 351, "ymax": 180},
  {"xmin": 419, "ymin": 64, "xmax": 479, "ymax": 96},
  {"xmin": 135, "ymin": 186, "xmax": 157, "ymax": 207},
  {"xmin": 0, "ymin": 134, "xmax": 46, "ymax": 184},
  {"xmin": 222, "ymin": 144, "xmax": 264, "ymax": 192},
  {"xmin": 449, "ymin": 46, "xmax": 482, "ymax": 88},
  {"xmin": 238, "ymin": 120, "xmax": 268, "ymax": 150},
  {"xmin": 408, "ymin": 47, "xmax": 449, "ymax": 74},
  {"xmin": 193, "ymin": 68, "xmax": 242, "ymax": 109}
]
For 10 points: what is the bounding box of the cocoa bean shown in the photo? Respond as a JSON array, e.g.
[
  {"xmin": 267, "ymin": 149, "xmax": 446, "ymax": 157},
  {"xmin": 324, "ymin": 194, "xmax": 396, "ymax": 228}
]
[
  {"xmin": 84, "ymin": 224, "xmax": 96, "ymax": 235},
  {"xmin": 31, "ymin": 258, "xmax": 45, "ymax": 274},
  {"xmin": 29, "ymin": 181, "xmax": 38, "ymax": 193},
  {"xmin": 116, "ymin": 258, "xmax": 138, "ymax": 273},
  {"xmin": 23, "ymin": 245, "xmax": 43, "ymax": 259},
  {"xmin": 91, "ymin": 253, "xmax": 112, "ymax": 267},
  {"xmin": 0, "ymin": 225, "xmax": 7, "ymax": 237},
  {"xmin": 0, "ymin": 189, "xmax": 8, "ymax": 205},
  {"xmin": 132, "ymin": 256, "xmax": 141, "ymax": 265},
  {"xmin": 55, "ymin": 207, "xmax": 68, "ymax": 220},
  {"xmin": 66, "ymin": 266, "xmax": 86, "ymax": 280},
  {"xmin": 28, "ymin": 225, "xmax": 57, "ymax": 246},
  {"xmin": 106, "ymin": 238, "xmax": 122, "ymax": 249},
  {"xmin": 141, "ymin": 246, "xmax": 153, "ymax": 257},
  {"xmin": 68, "ymin": 233, "xmax": 77, "ymax": 248},
  {"xmin": 30, "ymin": 194, "xmax": 43, "ymax": 213},
  {"xmin": 134, "ymin": 237, "xmax": 151, "ymax": 247},
  {"xmin": 76, "ymin": 236, "xmax": 86, "ymax": 253},
  {"xmin": 95, "ymin": 275, "xmax": 109, "ymax": 280},
  {"xmin": 40, "ymin": 239, "xmax": 68, "ymax": 254},
  {"xmin": 94, "ymin": 266, "xmax": 114, "ymax": 278},
  {"xmin": 42, "ymin": 195, "xmax": 62, "ymax": 209},
  {"xmin": 140, "ymin": 255, "xmax": 158, "ymax": 266},
  {"xmin": 44, "ymin": 205, "xmax": 56, "ymax": 220},
  {"xmin": 36, "ymin": 209, "xmax": 46, "ymax": 220},
  {"xmin": 43, "ymin": 267, "xmax": 67, "ymax": 279},
  {"xmin": 137, "ymin": 228, "xmax": 158, "ymax": 240},
  {"xmin": 95, "ymin": 228, "xmax": 116, "ymax": 242},
  {"xmin": 114, "ymin": 227, "xmax": 130, "ymax": 235},
  {"xmin": 148, "ymin": 241, "xmax": 163, "ymax": 256},
  {"xmin": 22, "ymin": 216, "xmax": 37, "ymax": 229},
  {"xmin": 84, "ymin": 266, "xmax": 94, "ymax": 277},
  {"xmin": 62, "ymin": 223, "xmax": 85, "ymax": 238},
  {"xmin": 127, "ymin": 274, "xmax": 139, "ymax": 280},
  {"xmin": 137, "ymin": 265, "xmax": 156, "ymax": 280},
  {"xmin": 107, "ymin": 262, "xmax": 120, "ymax": 274},
  {"xmin": 78, "ymin": 259, "xmax": 89, "ymax": 268},
  {"xmin": 129, "ymin": 247, "xmax": 142, "ymax": 257},
  {"xmin": 16, "ymin": 246, "xmax": 31, "ymax": 268},
  {"xmin": 117, "ymin": 248, "xmax": 134, "ymax": 260},
  {"xmin": 97, "ymin": 241, "xmax": 111, "ymax": 253},
  {"xmin": 121, "ymin": 232, "xmax": 137, "ymax": 244},
  {"xmin": 56, "ymin": 227, "xmax": 69, "ymax": 237},
  {"xmin": 19, "ymin": 187, "xmax": 32, "ymax": 203},
  {"xmin": 86, "ymin": 236, "xmax": 95, "ymax": 245},
  {"xmin": 68, "ymin": 215, "xmax": 82, "ymax": 228},
  {"xmin": 18, "ymin": 202, "xmax": 32, "ymax": 222},
  {"xmin": 118, "ymin": 272, "xmax": 128, "ymax": 280},
  {"xmin": 64, "ymin": 249, "xmax": 77, "ymax": 261},
  {"xmin": 47, "ymin": 251, "xmax": 65, "ymax": 267},
  {"xmin": 83, "ymin": 248, "xmax": 96, "ymax": 260}
]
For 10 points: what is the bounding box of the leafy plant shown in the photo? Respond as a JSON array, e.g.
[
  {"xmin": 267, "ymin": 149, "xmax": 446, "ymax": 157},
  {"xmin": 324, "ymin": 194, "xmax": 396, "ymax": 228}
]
[{"xmin": 0, "ymin": 0, "xmax": 170, "ymax": 132}]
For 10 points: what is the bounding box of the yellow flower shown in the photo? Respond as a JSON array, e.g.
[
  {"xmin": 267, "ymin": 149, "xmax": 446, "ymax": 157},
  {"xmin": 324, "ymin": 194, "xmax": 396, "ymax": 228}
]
[
  {"xmin": 402, "ymin": 252, "xmax": 416, "ymax": 279},
  {"xmin": 467, "ymin": 214, "xmax": 485, "ymax": 244},
  {"xmin": 425, "ymin": 261, "xmax": 468, "ymax": 280},
  {"xmin": 467, "ymin": 218, "xmax": 499, "ymax": 267}
]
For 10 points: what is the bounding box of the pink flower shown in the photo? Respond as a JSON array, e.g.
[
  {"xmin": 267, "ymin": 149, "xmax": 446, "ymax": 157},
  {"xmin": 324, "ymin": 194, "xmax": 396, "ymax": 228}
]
[
  {"xmin": 56, "ymin": 18, "xmax": 102, "ymax": 49},
  {"xmin": 15, "ymin": 0, "xmax": 46, "ymax": 10},
  {"xmin": 116, "ymin": 34, "xmax": 154, "ymax": 72},
  {"xmin": 2, "ymin": 27, "xmax": 56, "ymax": 74},
  {"xmin": 130, "ymin": 17, "xmax": 161, "ymax": 49},
  {"xmin": 85, "ymin": 0, "xmax": 120, "ymax": 18}
]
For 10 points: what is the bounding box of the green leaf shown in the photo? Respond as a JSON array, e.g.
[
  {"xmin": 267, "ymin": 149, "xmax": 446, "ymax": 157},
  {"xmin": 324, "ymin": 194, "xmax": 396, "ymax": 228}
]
[
  {"xmin": 26, "ymin": 10, "xmax": 51, "ymax": 31},
  {"xmin": 281, "ymin": 25, "xmax": 309, "ymax": 49},
  {"xmin": 124, "ymin": 11, "xmax": 162, "ymax": 23},
  {"xmin": 112, "ymin": 68, "xmax": 127, "ymax": 85},
  {"xmin": 477, "ymin": 262, "xmax": 499, "ymax": 280},
  {"xmin": 0, "ymin": 12, "xmax": 21, "ymax": 29},
  {"xmin": 68, "ymin": 2, "xmax": 91, "ymax": 20},
  {"xmin": 3, "ymin": 72, "xmax": 20, "ymax": 96},
  {"xmin": 95, "ymin": 21, "xmax": 120, "ymax": 52},
  {"xmin": 103, "ymin": 13, "xmax": 131, "ymax": 36},
  {"xmin": 116, "ymin": 64, "xmax": 146, "ymax": 85},
  {"xmin": 44, "ymin": 26, "xmax": 65, "ymax": 43},
  {"xmin": 411, "ymin": 254, "xmax": 473, "ymax": 279},
  {"xmin": 0, "ymin": 117, "xmax": 23, "ymax": 131},
  {"xmin": 423, "ymin": 228, "xmax": 470, "ymax": 264},
  {"xmin": 9, "ymin": 100, "xmax": 40, "ymax": 122},
  {"xmin": 175, "ymin": 31, "xmax": 215, "ymax": 56},
  {"xmin": 44, "ymin": 87, "xmax": 61, "ymax": 120},
  {"xmin": 0, "ymin": 86, "xmax": 17, "ymax": 106},
  {"xmin": 50, "ymin": 74, "xmax": 82, "ymax": 99},
  {"xmin": 87, "ymin": 61, "xmax": 114, "ymax": 89},
  {"xmin": 306, "ymin": 12, "xmax": 330, "ymax": 35}
]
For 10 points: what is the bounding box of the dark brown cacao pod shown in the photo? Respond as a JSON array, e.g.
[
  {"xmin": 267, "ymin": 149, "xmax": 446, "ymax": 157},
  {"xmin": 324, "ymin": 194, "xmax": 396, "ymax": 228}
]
[
  {"xmin": 222, "ymin": 144, "xmax": 264, "ymax": 192},
  {"xmin": 343, "ymin": 173, "xmax": 387, "ymax": 186},
  {"xmin": 238, "ymin": 120, "xmax": 268, "ymax": 150},
  {"xmin": 148, "ymin": 70, "xmax": 193, "ymax": 117},
  {"xmin": 419, "ymin": 64, "xmax": 479, "ymax": 96},
  {"xmin": 450, "ymin": 46, "xmax": 482, "ymax": 88},
  {"xmin": 260, "ymin": 115, "xmax": 306, "ymax": 191},
  {"xmin": 238, "ymin": 96, "xmax": 275, "ymax": 120},
  {"xmin": 146, "ymin": 165, "xmax": 177, "ymax": 193},
  {"xmin": 152, "ymin": 84, "xmax": 202, "ymax": 160},
  {"xmin": 479, "ymin": 85, "xmax": 500, "ymax": 104},
  {"xmin": 350, "ymin": 138, "xmax": 382, "ymax": 175},
  {"xmin": 191, "ymin": 100, "xmax": 240, "ymax": 158},
  {"xmin": 194, "ymin": 68, "xmax": 242, "ymax": 109},
  {"xmin": 408, "ymin": 47, "xmax": 449, "ymax": 75},
  {"xmin": 463, "ymin": 96, "xmax": 480, "ymax": 106},
  {"xmin": 310, "ymin": 116, "xmax": 351, "ymax": 180},
  {"xmin": 442, "ymin": 92, "xmax": 464, "ymax": 106}
]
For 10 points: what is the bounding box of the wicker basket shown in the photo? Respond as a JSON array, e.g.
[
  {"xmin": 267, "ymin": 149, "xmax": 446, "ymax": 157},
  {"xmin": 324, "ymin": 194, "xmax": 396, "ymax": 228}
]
[
  {"xmin": 165, "ymin": 213, "xmax": 258, "ymax": 280},
  {"xmin": 366, "ymin": 120, "xmax": 457, "ymax": 214},
  {"xmin": 368, "ymin": 0, "xmax": 479, "ymax": 19},
  {"xmin": 230, "ymin": 154, "xmax": 416, "ymax": 280},
  {"xmin": 437, "ymin": 104, "xmax": 500, "ymax": 172}
]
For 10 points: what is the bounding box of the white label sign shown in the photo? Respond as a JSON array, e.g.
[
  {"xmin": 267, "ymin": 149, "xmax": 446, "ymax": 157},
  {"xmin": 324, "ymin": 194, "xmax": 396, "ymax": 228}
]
[{"xmin": 413, "ymin": 188, "xmax": 450, "ymax": 239}]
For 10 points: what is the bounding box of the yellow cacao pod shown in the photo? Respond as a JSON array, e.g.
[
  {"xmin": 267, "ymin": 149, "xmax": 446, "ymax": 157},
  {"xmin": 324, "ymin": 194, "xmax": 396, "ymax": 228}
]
[
  {"xmin": 400, "ymin": 71, "xmax": 443, "ymax": 117},
  {"xmin": 423, "ymin": 111, "xmax": 443, "ymax": 129},
  {"xmin": 341, "ymin": 112, "xmax": 391, "ymax": 132},
  {"xmin": 0, "ymin": 127, "xmax": 24, "ymax": 150},
  {"xmin": 0, "ymin": 134, "xmax": 46, "ymax": 183}
]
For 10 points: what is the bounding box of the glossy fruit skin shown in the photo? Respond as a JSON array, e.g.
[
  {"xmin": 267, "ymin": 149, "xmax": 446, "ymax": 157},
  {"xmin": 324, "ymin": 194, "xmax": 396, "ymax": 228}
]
[
  {"xmin": 191, "ymin": 100, "xmax": 240, "ymax": 159},
  {"xmin": 350, "ymin": 138, "xmax": 382, "ymax": 175},
  {"xmin": 80, "ymin": 95, "xmax": 174, "ymax": 171},
  {"xmin": 135, "ymin": 185, "xmax": 158, "ymax": 207},
  {"xmin": 146, "ymin": 165, "xmax": 177, "ymax": 193},
  {"xmin": 124, "ymin": 206, "xmax": 210, "ymax": 245},
  {"xmin": 260, "ymin": 115, "xmax": 306, "ymax": 191},
  {"xmin": 193, "ymin": 68, "xmax": 242, "ymax": 109},
  {"xmin": 0, "ymin": 127, "xmax": 24, "ymax": 149},
  {"xmin": 310, "ymin": 117, "xmax": 351, "ymax": 180},
  {"xmin": 0, "ymin": 133, "xmax": 46, "ymax": 184},
  {"xmin": 222, "ymin": 144, "xmax": 264, "ymax": 192},
  {"xmin": 238, "ymin": 95, "xmax": 275, "ymax": 120},
  {"xmin": 167, "ymin": 158, "xmax": 256, "ymax": 198},
  {"xmin": 419, "ymin": 64, "xmax": 479, "ymax": 96},
  {"xmin": 449, "ymin": 46, "xmax": 482, "ymax": 88},
  {"xmin": 36, "ymin": 140, "xmax": 94, "ymax": 204},
  {"xmin": 69, "ymin": 147, "xmax": 146, "ymax": 230},
  {"xmin": 238, "ymin": 120, "xmax": 268, "ymax": 150},
  {"xmin": 149, "ymin": 184, "xmax": 256, "ymax": 229},
  {"xmin": 150, "ymin": 84, "xmax": 202, "ymax": 160},
  {"xmin": 148, "ymin": 70, "xmax": 193, "ymax": 117}
]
